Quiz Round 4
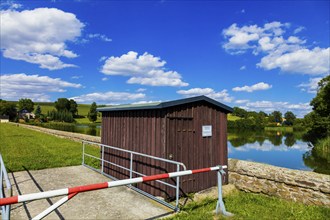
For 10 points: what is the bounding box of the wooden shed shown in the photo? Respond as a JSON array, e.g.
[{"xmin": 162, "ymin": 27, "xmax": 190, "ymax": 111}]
[{"xmin": 97, "ymin": 95, "xmax": 233, "ymax": 198}]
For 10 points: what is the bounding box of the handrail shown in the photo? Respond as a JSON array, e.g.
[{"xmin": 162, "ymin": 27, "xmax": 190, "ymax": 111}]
[
  {"xmin": 0, "ymin": 153, "xmax": 12, "ymax": 220},
  {"xmin": 82, "ymin": 140, "xmax": 187, "ymax": 211},
  {"xmin": 82, "ymin": 140, "xmax": 187, "ymax": 170}
]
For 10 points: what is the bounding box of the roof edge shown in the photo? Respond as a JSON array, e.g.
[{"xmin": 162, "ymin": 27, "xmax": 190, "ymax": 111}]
[{"xmin": 97, "ymin": 95, "xmax": 233, "ymax": 113}]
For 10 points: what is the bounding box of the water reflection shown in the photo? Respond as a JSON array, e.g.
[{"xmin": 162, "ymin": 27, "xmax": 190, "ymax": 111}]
[
  {"xmin": 303, "ymin": 145, "xmax": 330, "ymax": 175},
  {"xmin": 40, "ymin": 123, "xmax": 101, "ymax": 136},
  {"xmin": 227, "ymin": 130, "xmax": 329, "ymax": 174}
]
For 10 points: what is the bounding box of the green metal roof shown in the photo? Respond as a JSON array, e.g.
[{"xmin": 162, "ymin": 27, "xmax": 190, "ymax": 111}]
[{"xmin": 97, "ymin": 95, "xmax": 233, "ymax": 113}]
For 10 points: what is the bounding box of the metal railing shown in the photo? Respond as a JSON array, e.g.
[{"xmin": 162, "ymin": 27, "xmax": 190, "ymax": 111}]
[
  {"xmin": 82, "ymin": 140, "xmax": 187, "ymax": 211},
  {"xmin": 0, "ymin": 154, "xmax": 12, "ymax": 220}
]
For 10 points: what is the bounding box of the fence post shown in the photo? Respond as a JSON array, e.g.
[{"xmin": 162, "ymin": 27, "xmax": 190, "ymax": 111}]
[
  {"xmin": 129, "ymin": 153, "xmax": 133, "ymax": 184},
  {"xmin": 101, "ymin": 145, "xmax": 104, "ymax": 174},
  {"xmin": 175, "ymin": 164, "xmax": 180, "ymax": 211},
  {"xmin": 82, "ymin": 142, "xmax": 85, "ymax": 165},
  {"xmin": 215, "ymin": 168, "xmax": 233, "ymax": 216}
]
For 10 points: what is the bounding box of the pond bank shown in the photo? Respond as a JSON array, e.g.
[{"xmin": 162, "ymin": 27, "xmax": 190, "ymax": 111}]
[
  {"xmin": 12, "ymin": 123, "xmax": 101, "ymax": 143},
  {"xmin": 228, "ymin": 159, "xmax": 330, "ymax": 207}
]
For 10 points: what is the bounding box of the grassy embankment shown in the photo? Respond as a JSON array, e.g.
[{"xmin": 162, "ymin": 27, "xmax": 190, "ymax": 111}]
[
  {"xmin": 264, "ymin": 126, "xmax": 294, "ymax": 132},
  {"xmin": 34, "ymin": 102, "xmax": 101, "ymax": 124},
  {"xmin": 0, "ymin": 123, "xmax": 99, "ymax": 172},
  {"xmin": 169, "ymin": 192, "xmax": 330, "ymax": 220}
]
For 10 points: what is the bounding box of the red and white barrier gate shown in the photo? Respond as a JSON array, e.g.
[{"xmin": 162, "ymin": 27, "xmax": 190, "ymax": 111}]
[{"xmin": 0, "ymin": 165, "xmax": 233, "ymax": 219}]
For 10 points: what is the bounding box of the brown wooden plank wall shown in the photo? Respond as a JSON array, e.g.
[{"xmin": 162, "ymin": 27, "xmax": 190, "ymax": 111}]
[
  {"xmin": 102, "ymin": 109, "xmax": 174, "ymax": 197},
  {"xmin": 165, "ymin": 101, "xmax": 228, "ymax": 195}
]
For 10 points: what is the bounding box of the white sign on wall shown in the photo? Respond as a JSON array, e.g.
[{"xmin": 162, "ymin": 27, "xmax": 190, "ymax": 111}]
[{"xmin": 202, "ymin": 125, "xmax": 212, "ymax": 137}]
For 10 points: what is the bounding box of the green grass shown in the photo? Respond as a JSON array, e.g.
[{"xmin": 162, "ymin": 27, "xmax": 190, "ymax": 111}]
[
  {"xmin": 169, "ymin": 191, "xmax": 330, "ymax": 220},
  {"xmin": 315, "ymin": 136, "xmax": 330, "ymax": 163},
  {"xmin": 0, "ymin": 123, "xmax": 100, "ymax": 172},
  {"xmin": 75, "ymin": 116, "xmax": 101, "ymax": 124},
  {"xmin": 264, "ymin": 126, "xmax": 294, "ymax": 132},
  {"xmin": 228, "ymin": 114, "xmax": 241, "ymax": 121}
]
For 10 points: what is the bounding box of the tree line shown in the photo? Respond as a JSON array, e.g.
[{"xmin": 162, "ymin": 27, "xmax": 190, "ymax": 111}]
[
  {"xmin": 0, "ymin": 98, "xmax": 99, "ymax": 123},
  {"xmin": 228, "ymin": 107, "xmax": 297, "ymax": 130}
]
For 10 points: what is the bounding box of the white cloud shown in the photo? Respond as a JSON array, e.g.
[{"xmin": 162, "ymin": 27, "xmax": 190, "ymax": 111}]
[
  {"xmin": 293, "ymin": 26, "xmax": 305, "ymax": 34},
  {"xmin": 222, "ymin": 21, "xmax": 330, "ymax": 75},
  {"xmin": 240, "ymin": 65, "xmax": 246, "ymax": 70},
  {"xmin": 258, "ymin": 47, "xmax": 330, "ymax": 75},
  {"xmin": 0, "ymin": 7, "xmax": 84, "ymax": 70},
  {"xmin": 88, "ymin": 33, "xmax": 112, "ymax": 42},
  {"xmin": 71, "ymin": 75, "xmax": 83, "ymax": 79},
  {"xmin": 298, "ymin": 77, "xmax": 322, "ymax": 93},
  {"xmin": 132, "ymin": 100, "xmax": 161, "ymax": 104},
  {"xmin": 232, "ymin": 82, "xmax": 272, "ymax": 92},
  {"xmin": 0, "ymin": 73, "xmax": 82, "ymax": 102},
  {"xmin": 222, "ymin": 21, "xmax": 287, "ymax": 54},
  {"xmin": 0, "ymin": 1, "xmax": 22, "ymax": 10},
  {"xmin": 99, "ymin": 56, "xmax": 108, "ymax": 62},
  {"xmin": 100, "ymin": 51, "xmax": 188, "ymax": 87},
  {"xmin": 235, "ymin": 99, "xmax": 249, "ymax": 104},
  {"xmin": 231, "ymin": 140, "xmax": 309, "ymax": 152},
  {"xmin": 101, "ymin": 77, "xmax": 109, "ymax": 81},
  {"xmin": 136, "ymin": 88, "xmax": 147, "ymax": 92},
  {"xmin": 70, "ymin": 91, "xmax": 145, "ymax": 104},
  {"xmin": 177, "ymin": 87, "xmax": 234, "ymax": 103}
]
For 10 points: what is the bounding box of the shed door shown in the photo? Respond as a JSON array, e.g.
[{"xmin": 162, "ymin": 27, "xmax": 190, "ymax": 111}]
[{"xmin": 166, "ymin": 117, "xmax": 196, "ymax": 194}]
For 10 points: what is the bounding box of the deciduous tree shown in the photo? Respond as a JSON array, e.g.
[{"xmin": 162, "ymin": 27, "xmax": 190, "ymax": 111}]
[
  {"xmin": 284, "ymin": 111, "xmax": 296, "ymax": 126},
  {"xmin": 270, "ymin": 111, "xmax": 282, "ymax": 123},
  {"xmin": 55, "ymin": 98, "xmax": 70, "ymax": 112},
  {"xmin": 0, "ymin": 100, "xmax": 17, "ymax": 121},
  {"xmin": 88, "ymin": 102, "xmax": 98, "ymax": 123},
  {"xmin": 305, "ymin": 75, "xmax": 330, "ymax": 139},
  {"xmin": 18, "ymin": 98, "xmax": 34, "ymax": 112}
]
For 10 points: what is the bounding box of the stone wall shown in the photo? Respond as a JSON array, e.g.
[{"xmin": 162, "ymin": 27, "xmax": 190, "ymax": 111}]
[
  {"xmin": 12, "ymin": 123, "xmax": 101, "ymax": 143},
  {"xmin": 228, "ymin": 159, "xmax": 330, "ymax": 207}
]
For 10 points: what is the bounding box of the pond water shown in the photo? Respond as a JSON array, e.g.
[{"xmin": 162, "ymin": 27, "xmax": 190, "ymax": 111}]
[
  {"xmin": 38, "ymin": 123, "xmax": 328, "ymax": 174},
  {"xmin": 40, "ymin": 123, "xmax": 101, "ymax": 136},
  {"xmin": 228, "ymin": 130, "xmax": 312, "ymax": 171}
]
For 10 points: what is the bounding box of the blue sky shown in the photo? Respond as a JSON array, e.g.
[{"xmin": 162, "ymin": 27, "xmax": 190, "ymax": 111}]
[{"xmin": 0, "ymin": 0, "xmax": 329, "ymax": 117}]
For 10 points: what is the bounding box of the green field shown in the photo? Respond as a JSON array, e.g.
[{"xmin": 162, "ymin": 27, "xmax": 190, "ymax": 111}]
[
  {"xmin": 169, "ymin": 192, "xmax": 330, "ymax": 220},
  {"xmin": 227, "ymin": 114, "xmax": 241, "ymax": 121},
  {"xmin": 264, "ymin": 126, "xmax": 294, "ymax": 132},
  {"xmin": 34, "ymin": 102, "xmax": 101, "ymax": 124},
  {"xmin": 0, "ymin": 123, "xmax": 99, "ymax": 172}
]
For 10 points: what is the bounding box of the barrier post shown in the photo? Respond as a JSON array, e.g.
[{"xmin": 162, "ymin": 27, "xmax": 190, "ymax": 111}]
[
  {"xmin": 215, "ymin": 167, "xmax": 233, "ymax": 216},
  {"xmin": 175, "ymin": 164, "xmax": 180, "ymax": 211}
]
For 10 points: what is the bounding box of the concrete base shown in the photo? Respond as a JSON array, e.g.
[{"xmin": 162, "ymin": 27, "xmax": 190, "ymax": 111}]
[{"xmin": 9, "ymin": 166, "xmax": 172, "ymax": 219}]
